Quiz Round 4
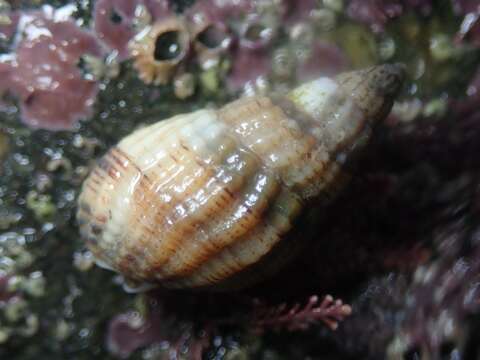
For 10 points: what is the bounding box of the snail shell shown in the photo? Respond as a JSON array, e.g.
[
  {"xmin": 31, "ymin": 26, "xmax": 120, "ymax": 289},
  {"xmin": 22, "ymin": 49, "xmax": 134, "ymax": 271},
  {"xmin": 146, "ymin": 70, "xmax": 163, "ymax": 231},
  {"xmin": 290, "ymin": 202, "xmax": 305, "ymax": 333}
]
[{"xmin": 77, "ymin": 64, "xmax": 404, "ymax": 291}]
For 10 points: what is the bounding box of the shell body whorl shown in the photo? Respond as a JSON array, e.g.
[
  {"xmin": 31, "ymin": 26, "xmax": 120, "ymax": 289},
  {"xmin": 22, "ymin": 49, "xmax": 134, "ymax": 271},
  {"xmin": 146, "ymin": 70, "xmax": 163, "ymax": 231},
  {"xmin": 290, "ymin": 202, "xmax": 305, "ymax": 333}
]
[{"xmin": 77, "ymin": 64, "xmax": 404, "ymax": 290}]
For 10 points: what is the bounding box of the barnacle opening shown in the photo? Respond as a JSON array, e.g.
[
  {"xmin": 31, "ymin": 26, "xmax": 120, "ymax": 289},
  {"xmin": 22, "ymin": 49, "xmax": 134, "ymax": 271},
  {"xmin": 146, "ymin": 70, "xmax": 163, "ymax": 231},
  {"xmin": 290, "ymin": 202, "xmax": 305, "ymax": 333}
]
[
  {"xmin": 109, "ymin": 9, "xmax": 122, "ymax": 24},
  {"xmin": 245, "ymin": 24, "xmax": 268, "ymax": 41},
  {"xmin": 241, "ymin": 19, "xmax": 274, "ymax": 49},
  {"xmin": 197, "ymin": 25, "xmax": 229, "ymax": 49},
  {"xmin": 153, "ymin": 31, "xmax": 183, "ymax": 61}
]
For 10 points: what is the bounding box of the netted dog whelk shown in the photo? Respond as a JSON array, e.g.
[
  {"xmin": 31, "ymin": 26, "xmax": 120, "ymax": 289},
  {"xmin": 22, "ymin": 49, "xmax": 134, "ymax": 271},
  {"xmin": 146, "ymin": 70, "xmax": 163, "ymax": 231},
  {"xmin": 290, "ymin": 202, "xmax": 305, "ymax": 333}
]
[{"xmin": 77, "ymin": 64, "xmax": 405, "ymax": 292}]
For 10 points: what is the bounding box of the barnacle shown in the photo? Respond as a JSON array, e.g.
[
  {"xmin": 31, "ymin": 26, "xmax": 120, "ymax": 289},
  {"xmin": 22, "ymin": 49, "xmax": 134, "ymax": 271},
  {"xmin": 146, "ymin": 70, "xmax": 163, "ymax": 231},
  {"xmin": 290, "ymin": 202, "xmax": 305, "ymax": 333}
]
[{"xmin": 129, "ymin": 17, "xmax": 190, "ymax": 85}]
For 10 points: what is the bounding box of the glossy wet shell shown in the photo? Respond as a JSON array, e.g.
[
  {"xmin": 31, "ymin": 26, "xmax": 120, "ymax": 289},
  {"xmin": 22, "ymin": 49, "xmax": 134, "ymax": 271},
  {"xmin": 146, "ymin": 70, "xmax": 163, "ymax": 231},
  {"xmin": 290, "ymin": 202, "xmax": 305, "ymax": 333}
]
[{"xmin": 77, "ymin": 65, "xmax": 404, "ymax": 290}]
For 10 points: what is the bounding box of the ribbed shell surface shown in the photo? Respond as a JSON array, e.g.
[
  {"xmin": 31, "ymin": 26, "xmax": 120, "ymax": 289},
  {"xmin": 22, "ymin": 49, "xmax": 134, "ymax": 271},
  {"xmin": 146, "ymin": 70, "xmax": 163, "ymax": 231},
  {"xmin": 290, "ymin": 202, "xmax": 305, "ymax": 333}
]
[
  {"xmin": 77, "ymin": 64, "xmax": 406, "ymax": 290},
  {"xmin": 77, "ymin": 95, "xmax": 354, "ymax": 289}
]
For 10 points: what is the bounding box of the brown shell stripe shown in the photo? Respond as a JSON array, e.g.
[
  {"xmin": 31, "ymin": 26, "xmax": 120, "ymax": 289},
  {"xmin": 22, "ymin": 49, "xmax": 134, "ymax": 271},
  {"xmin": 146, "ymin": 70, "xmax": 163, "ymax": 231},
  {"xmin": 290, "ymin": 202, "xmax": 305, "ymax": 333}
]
[
  {"xmin": 164, "ymin": 99, "xmax": 308, "ymax": 285},
  {"xmin": 122, "ymin": 121, "xmax": 259, "ymax": 280},
  {"xmin": 147, "ymin": 120, "xmax": 271, "ymax": 280}
]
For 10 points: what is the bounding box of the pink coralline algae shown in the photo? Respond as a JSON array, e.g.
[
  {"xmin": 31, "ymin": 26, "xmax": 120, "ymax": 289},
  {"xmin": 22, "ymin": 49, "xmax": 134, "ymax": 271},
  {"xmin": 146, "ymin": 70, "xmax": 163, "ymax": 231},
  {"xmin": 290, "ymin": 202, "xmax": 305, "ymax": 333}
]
[
  {"xmin": 217, "ymin": 0, "xmax": 349, "ymax": 93},
  {"xmin": 467, "ymin": 66, "xmax": 480, "ymax": 97},
  {"xmin": 346, "ymin": 0, "xmax": 403, "ymax": 33},
  {"xmin": 0, "ymin": 275, "xmax": 15, "ymax": 302},
  {"xmin": 105, "ymin": 291, "xmax": 351, "ymax": 358},
  {"xmin": 346, "ymin": 0, "xmax": 432, "ymax": 32},
  {"xmin": 391, "ymin": 221, "xmax": 480, "ymax": 358},
  {"xmin": 452, "ymin": 0, "xmax": 480, "ymax": 14},
  {"xmin": 0, "ymin": 12, "xmax": 19, "ymax": 42},
  {"xmin": 226, "ymin": 47, "xmax": 271, "ymax": 93},
  {"xmin": 296, "ymin": 41, "xmax": 348, "ymax": 82},
  {"xmin": 252, "ymin": 295, "xmax": 352, "ymax": 333},
  {"xmin": 107, "ymin": 311, "xmax": 165, "ymax": 358},
  {"xmin": 0, "ymin": 7, "xmax": 105, "ymax": 131},
  {"xmin": 283, "ymin": 0, "xmax": 317, "ymax": 24},
  {"xmin": 185, "ymin": 0, "xmax": 254, "ymax": 24},
  {"xmin": 107, "ymin": 307, "xmax": 210, "ymax": 359},
  {"xmin": 0, "ymin": 61, "xmax": 12, "ymax": 109},
  {"xmin": 93, "ymin": 0, "xmax": 172, "ymax": 60}
]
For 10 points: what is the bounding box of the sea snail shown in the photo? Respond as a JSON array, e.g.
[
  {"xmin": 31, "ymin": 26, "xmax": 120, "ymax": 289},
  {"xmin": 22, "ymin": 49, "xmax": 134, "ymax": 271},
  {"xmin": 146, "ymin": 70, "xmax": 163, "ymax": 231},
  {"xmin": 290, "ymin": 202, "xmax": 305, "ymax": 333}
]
[{"xmin": 77, "ymin": 64, "xmax": 405, "ymax": 291}]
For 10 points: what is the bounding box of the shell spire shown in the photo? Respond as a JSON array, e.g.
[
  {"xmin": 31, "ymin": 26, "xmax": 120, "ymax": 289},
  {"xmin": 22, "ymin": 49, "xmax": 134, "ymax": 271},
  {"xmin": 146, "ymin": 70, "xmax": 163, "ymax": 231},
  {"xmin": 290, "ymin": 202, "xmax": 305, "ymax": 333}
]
[
  {"xmin": 290, "ymin": 64, "xmax": 405, "ymax": 120},
  {"xmin": 288, "ymin": 63, "xmax": 405, "ymax": 152},
  {"xmin": 77, "ymin": 64, "xmax": 404, "ymax": 291}
]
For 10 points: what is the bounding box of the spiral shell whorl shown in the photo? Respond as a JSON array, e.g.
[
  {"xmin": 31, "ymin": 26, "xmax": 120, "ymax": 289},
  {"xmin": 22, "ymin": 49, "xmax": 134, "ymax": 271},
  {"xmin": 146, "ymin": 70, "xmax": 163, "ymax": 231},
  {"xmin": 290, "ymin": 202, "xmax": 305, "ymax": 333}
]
[{"xmin": 77, "ymin": 65, "xmax": 404, "ymax": 290}]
